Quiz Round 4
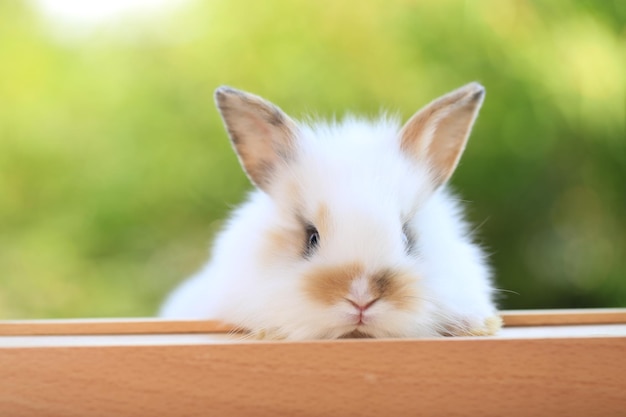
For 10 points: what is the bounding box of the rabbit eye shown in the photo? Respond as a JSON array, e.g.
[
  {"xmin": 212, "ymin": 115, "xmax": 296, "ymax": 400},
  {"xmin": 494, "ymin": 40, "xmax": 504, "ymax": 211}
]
[{"xmin": 304, "ymin": 225, "xmax": 320, "ymax": 257}]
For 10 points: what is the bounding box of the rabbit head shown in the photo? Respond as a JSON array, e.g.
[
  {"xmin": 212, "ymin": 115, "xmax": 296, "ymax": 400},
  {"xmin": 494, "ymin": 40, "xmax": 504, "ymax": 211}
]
[{"xmin": 213, "ymin": 83, "xmax": 486, "ymax": 339}]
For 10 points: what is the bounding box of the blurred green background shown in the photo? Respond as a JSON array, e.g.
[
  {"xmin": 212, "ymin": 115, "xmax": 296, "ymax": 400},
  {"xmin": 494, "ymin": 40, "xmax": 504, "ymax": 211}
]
[{"xmin": 1, "ymin": 0, "xmax": 624, "ymax": 319}]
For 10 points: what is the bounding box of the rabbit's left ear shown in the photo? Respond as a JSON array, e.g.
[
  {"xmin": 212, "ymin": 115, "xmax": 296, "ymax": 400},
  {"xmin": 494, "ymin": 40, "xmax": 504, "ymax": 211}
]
[{"xmin": 400, "ymin": 82, "xmax": 485, "ymax": 188}]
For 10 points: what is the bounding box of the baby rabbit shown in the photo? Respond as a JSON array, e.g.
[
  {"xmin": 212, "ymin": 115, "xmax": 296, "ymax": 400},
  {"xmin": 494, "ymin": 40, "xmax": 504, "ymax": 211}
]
[{"xmin": 160, "ymin": 83, "xmax": 501, "ymax": 339}]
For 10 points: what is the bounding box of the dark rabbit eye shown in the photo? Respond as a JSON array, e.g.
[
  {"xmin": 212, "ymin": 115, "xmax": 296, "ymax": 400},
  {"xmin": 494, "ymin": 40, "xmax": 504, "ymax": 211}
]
[{"xmin": 304, "ymin": 225, "xmax": 320, "ymax": 257}]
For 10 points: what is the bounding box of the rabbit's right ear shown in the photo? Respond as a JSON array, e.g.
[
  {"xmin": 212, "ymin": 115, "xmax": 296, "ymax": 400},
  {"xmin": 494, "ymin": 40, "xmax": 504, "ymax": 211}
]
[{"xmin": 215, "ymin": 87, "xmax": 299, "ymax": 191}]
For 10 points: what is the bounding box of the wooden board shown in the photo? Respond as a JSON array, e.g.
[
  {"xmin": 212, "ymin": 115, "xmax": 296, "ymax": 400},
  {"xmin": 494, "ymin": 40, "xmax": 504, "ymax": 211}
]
[
  {"xmin": 0, "ymin": 318, "xmax": 234, "ymax": 336},
  {"xmin": 500, "ymin": 308, "xmax": 626, "ymax": 326},
  {"xmin": 0, "ymin": 309, "xmax": 625, "ymax": 417}
]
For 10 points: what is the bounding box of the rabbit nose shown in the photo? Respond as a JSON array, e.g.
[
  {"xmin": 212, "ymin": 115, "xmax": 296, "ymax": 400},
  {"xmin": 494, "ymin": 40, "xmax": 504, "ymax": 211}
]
[{"xmin": 347, "ymin": 298, "xmax": 379, "ymax": 312}]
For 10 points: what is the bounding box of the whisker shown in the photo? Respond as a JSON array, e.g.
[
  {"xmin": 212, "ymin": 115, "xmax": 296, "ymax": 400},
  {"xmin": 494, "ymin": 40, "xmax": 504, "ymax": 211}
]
[
  {"xmin": 470, "ymin": 216, "xmax": 491, "ymax": 235},
  {"xmin": 494, "ymin": 288, "xmax": 521, "ymax": 296},
  {"xmin": 227, "ymin": 325, "xmax": 254, "ymax": 340}
]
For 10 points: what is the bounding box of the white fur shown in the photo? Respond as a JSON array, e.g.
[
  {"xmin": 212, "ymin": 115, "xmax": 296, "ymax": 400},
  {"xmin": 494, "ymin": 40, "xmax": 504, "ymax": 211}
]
[{"xmin": 160, "ymin": 115, "xmax": 497, "ymax": 339}]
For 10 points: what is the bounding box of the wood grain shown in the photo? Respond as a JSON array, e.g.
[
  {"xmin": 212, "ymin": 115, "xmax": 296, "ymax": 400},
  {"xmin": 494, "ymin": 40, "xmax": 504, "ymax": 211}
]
[
  {"xmin": 0, "ymin": 337, "xmax": 624, "ymax": 417},
  {"xmin": 0, "ymin": 309, "xmax": 624, "ymax": 417}
]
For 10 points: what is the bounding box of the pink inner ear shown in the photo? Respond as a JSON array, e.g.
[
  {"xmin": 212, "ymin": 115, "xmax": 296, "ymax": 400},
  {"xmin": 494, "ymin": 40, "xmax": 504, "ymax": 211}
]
[
  {"xmin": 216, "ymin": 88, "xmax": 297, "ymax": 191},
  {"xmin": 400, "ymin": 84, "xmax": 484, "ymax": 186},
  {"xmin": 425, "ymin": 106, "xmax": 476, "ymax": 183}
]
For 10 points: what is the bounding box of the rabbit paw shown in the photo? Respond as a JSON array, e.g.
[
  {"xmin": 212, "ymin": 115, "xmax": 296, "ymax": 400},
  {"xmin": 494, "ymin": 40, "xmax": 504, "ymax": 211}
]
[
  {"xmin": 444, "ymin": 315, "xmax": 503, "ymax": 337},
  {"xmin": 252, "ymin": 328, "xmax": 287, "ymax": 340}
]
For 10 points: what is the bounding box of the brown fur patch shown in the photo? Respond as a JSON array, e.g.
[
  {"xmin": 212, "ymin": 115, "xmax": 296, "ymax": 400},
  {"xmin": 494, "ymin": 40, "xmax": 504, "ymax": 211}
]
[
  {"xmin": 304, "ymin": 263, "xmax": 364, "ymax": 306},
  {"xmin": 314, "ymin": 203, "xmax": 331, "ymax": 237},
  {"xmin": 259, "ymin": 225, "xmax": 304, "ymax": 264},
  {"xmin": 305, "ymin": 264, "xmax": 419, "ymax": 311},
  {"xmin": 369, "ymin": 269, "xmax": 419, "ymax": 311},
  {"xmin": 258, "ymin": 200, "xmax": 332, "ymax": 266}
]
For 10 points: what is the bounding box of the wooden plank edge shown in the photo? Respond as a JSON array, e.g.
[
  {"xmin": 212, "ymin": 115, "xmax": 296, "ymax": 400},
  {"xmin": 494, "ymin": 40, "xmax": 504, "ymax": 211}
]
[
  {"xmin": 0, "ymin": 318, "xmax": 238, "ymax": 336},
  {"xmin": 500, "ymin": 308, "xmax": 626, "ymax": 326},
  {"xmin": 0, "ymin": 308, "xmax": 624, "ymax": 336}
]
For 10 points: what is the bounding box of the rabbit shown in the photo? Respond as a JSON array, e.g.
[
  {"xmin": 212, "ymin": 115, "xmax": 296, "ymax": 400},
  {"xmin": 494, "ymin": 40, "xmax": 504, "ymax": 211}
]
[{"xmin": 159, "ymin": 82, "xmax": 502, "ymax": 340}]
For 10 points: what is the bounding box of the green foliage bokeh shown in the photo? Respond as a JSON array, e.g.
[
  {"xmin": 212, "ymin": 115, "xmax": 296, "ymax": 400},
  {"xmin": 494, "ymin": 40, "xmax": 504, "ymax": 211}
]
[{"xmin": 0, "ymin": 0, "xmax": 624, "ymax": 318}]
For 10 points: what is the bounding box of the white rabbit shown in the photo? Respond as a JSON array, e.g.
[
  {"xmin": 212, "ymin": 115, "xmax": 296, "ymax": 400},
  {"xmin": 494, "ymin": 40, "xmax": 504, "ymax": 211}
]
[{"xmin": 160, "ymin": 83, "xmax": 502, "ymax": 339}]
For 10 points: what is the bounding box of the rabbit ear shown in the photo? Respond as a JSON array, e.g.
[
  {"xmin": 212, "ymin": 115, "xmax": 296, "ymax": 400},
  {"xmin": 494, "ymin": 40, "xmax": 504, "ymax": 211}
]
[
  {"xmin": 400, "ymin": 82, "xmax": 485, "ymax": 187},
  {"xmin": 215, "ymin": 87, "xmax": 299, "ymax": 191}
]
